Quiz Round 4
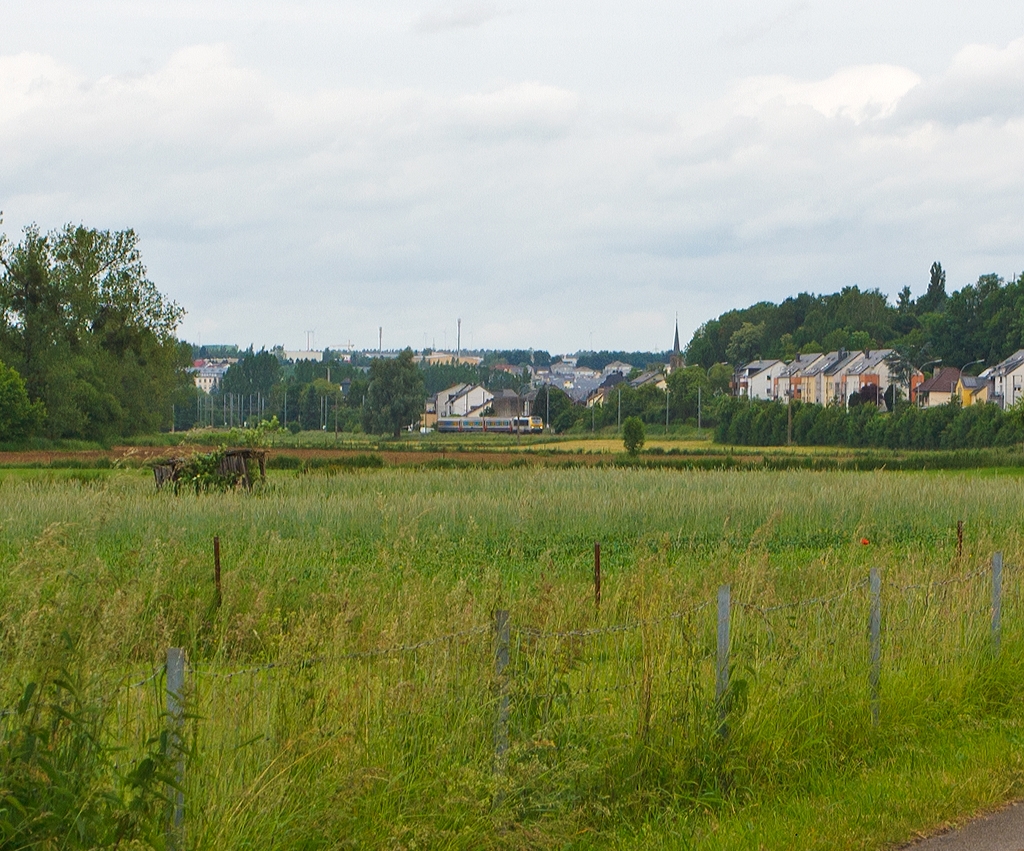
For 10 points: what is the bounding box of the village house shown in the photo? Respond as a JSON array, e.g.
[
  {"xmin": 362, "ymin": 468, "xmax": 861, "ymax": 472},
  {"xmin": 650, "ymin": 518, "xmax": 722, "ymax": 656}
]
[
  {"xmin": 774, "ymin": 353, "xmax": 824, "ymax": 401},
  {"xmin": 916, "ymin": 367, "xmax": 962, "ymax": 408},
  {"xmin": 630, "ymin": 371, "xmax": 667, "ymax": 391},
  {"xmin": 957, "ymin": 374, "xmax": 995, "ymax": 406},
  {"xmin": 827, "ymin": 349, "xmax": 905, "ymax": 406},
  {"xmin": 984, "ymin": 350, "xmax": 1024, "ymax": 409},
  {"xmin": 735, "ymin": 359, "xmax": 784, "ymax": 400},
  {"xmin": 423, "ymin": 383, "xmax": 494, "ymax": 428}
]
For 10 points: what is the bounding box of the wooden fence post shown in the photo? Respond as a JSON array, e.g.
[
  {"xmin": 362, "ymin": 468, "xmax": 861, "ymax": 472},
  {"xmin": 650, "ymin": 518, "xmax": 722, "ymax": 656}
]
[
  {"xmin": 716, "ymin": 584, "xmax": 731, "ymax": 736},
  {"xmin": 166, "ymin": 647, "xmax": 186, "ymax": 848},
  {"xmin": 992, "ymin": 551, "xmax": 1003, "ymax": 657},
  {"xmin": 493, "ymin": 610, "xmax": 510, "ymax": 775},
  {"xmin": 594, "ymin": 542, "xmax": 601, "ymax": 609},
  {"xmin": 869, "ymin": 568, "xmax": 881, "ymax": 727}
]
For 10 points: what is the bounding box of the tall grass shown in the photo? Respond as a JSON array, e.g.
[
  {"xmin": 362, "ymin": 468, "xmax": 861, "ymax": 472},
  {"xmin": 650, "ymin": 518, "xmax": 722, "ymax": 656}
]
[{"xmin": 1, "ymin": 467, "xmax": 1023, "ymax": 848}]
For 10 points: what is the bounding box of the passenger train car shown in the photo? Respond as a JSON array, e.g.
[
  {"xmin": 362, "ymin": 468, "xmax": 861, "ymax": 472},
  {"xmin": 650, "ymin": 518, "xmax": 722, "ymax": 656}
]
[{"xmin": 436, "ymin": 416, "xmax": 544, "ymax": 433}]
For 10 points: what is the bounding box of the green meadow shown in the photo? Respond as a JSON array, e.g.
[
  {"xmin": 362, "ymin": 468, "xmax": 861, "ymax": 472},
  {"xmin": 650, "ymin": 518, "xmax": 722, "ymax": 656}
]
[{"xmin": 2, "ymin": 466, "xmax": 1024, "ymax": 849}]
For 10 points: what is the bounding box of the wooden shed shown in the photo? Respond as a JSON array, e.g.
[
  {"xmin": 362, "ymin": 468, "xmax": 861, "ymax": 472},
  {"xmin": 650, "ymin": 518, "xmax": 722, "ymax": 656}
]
[{"xmin": 153, "ymin": 448, "xmax": 268, "ymax": 492}]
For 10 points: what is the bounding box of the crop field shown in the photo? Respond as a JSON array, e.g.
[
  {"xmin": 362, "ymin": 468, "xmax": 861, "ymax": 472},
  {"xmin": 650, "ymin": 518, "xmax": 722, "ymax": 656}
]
[{"xmin": 3, "ymin": 465, "xmax": 1024, "ymax": 849}]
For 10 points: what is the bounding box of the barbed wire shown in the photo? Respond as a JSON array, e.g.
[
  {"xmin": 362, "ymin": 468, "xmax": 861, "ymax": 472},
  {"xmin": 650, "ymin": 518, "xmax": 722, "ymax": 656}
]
[
  {"xmin": 129, "ymin": 665, "xmax": 166, "ymax": 689},
  {"xmin": 513, "ymin": 601, "xmax": 713, "ymax": 642},
  {"xmin": 897, "ymin": 566, "xmax": 989, "ymax": 593},
  {"xmin": 136, "ymin": 557, "xmax": 1012, "ymax": 685},
  {"xmin": 194, "ymin": 625, "xmax": 492, "ymax": 681},
  {"xmin": 737, "ymin": 579, "xmax": 869, "ymax": 616}
]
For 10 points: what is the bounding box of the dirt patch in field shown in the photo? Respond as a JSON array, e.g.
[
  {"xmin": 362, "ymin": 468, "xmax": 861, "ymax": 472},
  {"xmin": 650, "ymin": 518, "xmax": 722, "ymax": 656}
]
[{"xmin": 0, "ymin": 445, "xmax": 613, "ymax": 468}]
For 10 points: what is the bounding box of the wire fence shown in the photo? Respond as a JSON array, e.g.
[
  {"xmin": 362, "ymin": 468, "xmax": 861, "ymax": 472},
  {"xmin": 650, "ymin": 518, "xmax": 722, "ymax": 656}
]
[{"xmin": 5, "ymin": 550, "xmax": 1014, "ymax": 847}]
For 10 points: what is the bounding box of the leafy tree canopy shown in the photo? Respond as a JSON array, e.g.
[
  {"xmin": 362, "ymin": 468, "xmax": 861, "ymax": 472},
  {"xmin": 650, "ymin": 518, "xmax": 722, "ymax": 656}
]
[
  {"xmin": 685, "ymin": 266, "xmax": 1024, "ymax": 374},
  {"xmin": 622, "ymin": 416, "xmax": 645, "ymax": 455},
  {"xmin": 0, "ymin": 360, "xmax": 44, "ymax": 442},
  {"xmin": 362, "ymin": 349, "xmax": 425, "ymax": 437},
  {"xmin": 0, "ymin": 220, "xmax": 188, "ymax": 441}
]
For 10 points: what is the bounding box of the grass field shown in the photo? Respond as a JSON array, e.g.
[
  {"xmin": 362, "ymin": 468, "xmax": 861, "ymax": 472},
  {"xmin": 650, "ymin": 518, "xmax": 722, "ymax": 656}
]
[{"xmin": 2, "ymin": 465, "xmax": 1024, "ymax": 849}]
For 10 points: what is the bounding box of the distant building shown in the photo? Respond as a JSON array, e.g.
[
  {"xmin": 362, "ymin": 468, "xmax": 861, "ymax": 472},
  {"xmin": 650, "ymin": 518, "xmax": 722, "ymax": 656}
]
[
  {"xmin": 602, "ymin": 361, "xmax": 632, "ymax": 377},
  {"xmin": 190, "ymin": 358, "xmax": 236, "ymax": 393},
  {"xmin": 916, "ymin": 367, "xmax": 962, "ymax": 408},
  {"xmin": 735, "ymin": 360, "xmax": 784, "ymax": 400},
  {"xmin": 985, "ymin": 350, "xmax": 1024, "ymax": 409},
  {"xmin": 491, "ymin": 389, "xmax": 524, "ymax": 418},
  {"xmin": 414, "ymin": 351, "xmax": 484, "ymax": 367},
  {"xmin": 428, "ymin": 383, "xmax": 494, "ymax": 419},
  {"xmin": 958, "ymin": 374, "xmax": 995, "ymax": 406},
  {"xmin": 630, "ymin": 371, "xmax": 667, "ymax": 391},
  {"xmin": 669, "ymin": 317, "xmax": 684, "ymax": 373},
  {"xmin": 282, "ymin": 350, "xmax": 323, "ymax": 363},
  {"xmin": 774, "ymin": 353, "xmax": 824, "ymax": 402}
]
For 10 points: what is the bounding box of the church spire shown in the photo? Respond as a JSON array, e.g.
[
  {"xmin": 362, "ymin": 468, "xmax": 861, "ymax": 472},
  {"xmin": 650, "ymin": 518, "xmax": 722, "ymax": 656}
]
[{"xmin": 670, "ymin": 313, "xmax": 683, "ymax": 372}]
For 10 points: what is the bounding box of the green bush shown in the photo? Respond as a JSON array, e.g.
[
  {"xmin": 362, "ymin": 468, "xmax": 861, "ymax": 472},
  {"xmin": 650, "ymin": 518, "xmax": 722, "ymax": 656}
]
[{"xmin": 622, "ymin": 416, "xmax": 645, "ymax": 456}]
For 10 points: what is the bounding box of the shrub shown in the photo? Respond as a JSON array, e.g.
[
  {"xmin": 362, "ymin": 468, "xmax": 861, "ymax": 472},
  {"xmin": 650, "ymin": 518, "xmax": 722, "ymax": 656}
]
[{"xmin": 622, "ymin": 416, "xmax": 645, "ymax": 456}]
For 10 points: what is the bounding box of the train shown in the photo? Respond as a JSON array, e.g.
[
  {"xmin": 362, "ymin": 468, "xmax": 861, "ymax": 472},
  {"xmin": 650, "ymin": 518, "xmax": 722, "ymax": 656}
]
[{"xmin": 436, "ymin": 416, "xmax": 544, "ymax": 433}]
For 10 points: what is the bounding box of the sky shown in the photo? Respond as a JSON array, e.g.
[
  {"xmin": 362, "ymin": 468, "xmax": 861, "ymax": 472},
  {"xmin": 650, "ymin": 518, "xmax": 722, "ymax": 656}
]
[{"xmin": 3, "ymin": 2, "xmax": 1024, "ymax": 355}]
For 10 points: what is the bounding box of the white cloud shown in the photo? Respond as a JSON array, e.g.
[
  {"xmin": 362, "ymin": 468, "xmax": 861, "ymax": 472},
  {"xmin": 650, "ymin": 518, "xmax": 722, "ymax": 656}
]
[
  {"xmin": 4, "ymin": 27, "xmax": 1024, "ymax": 351},
  {"xmin": 732, "ymin": 64, "xmax": 922, "ymax": 123},
  {"xmin": 413, "ymin": 3, "xmax": 508, "ymax": 33}
]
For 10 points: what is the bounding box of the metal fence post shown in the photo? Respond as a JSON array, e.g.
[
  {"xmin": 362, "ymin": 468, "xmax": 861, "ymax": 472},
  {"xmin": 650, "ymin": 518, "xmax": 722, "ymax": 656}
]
[
  {"xmin": 993, "ymin": 551, "xmax": 1003, "ymax": 657},
  {"xmin": 214, "ymin": 536, "xmax": 222, "ymax": 608},
  {"xmin": 493, "ymin": 610, "xmax": 510, "ymax": 775},
  {"xmin": 716, "ymin": 584, "xmax": 731, "ymax": 736},
  {"xmin": 166, "ymin": 647, "xmax": 186, "ymax": 848},
  {"xmin": 869, "ymin": 568, "xmax": 881, "ymax": 727}
]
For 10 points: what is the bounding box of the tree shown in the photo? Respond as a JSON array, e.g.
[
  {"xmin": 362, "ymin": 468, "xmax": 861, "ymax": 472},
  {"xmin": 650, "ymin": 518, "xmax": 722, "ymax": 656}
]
[
  {"xmin": 726, "ymin": 322, "xmax": 765, "ymax": 365},
  {"xmin": 362, "ymin": 349, "xmax": 425, "ymax": 437},
  {"xmin": 0, "ymin": 360, "xmax": 44, "ymax": 441},
  {"xmin": 622, "ymin": 416, "xmax": 645, "ymax": 455},
  {"xmin": 917, "ymin": 262, "xmax": 948, "ymax": 314},
  {"xmin": 0, "ymin": 221, "xmax": 186, "ymax": 440},
  {"xmin": 221, "ymin": 348, "xmax": 282, "ymax": 400}
]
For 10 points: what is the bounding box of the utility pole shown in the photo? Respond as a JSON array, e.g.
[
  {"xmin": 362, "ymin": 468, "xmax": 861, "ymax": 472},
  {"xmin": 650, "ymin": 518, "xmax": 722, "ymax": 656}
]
[
  {"xmin": 617, "ymin": 387, "xmax": 622, "ymax": 431},
  {"xmin": 546, "ymin": 384, "xmax": 550, "ymax": 431},
  {"xmin": 697, "ymin": 385, "xmax": 702, "ymax": 435},
  {"xmin": 457, "ymin": 318, "xmax": 461, "ymax": 364},
  {"xmin": 665, "ymin": 389, "xmax": 669, "ymax": 434}
]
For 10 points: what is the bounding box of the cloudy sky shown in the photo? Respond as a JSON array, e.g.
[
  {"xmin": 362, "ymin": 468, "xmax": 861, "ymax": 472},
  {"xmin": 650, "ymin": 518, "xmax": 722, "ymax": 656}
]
[{"xmin": 3, "ymin": 2, "xmax": 1024, "ymax": 354}]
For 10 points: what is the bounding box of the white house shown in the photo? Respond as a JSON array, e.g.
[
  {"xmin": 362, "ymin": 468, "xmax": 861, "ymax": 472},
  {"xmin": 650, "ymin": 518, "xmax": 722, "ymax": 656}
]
[
  {"xmin": 736, "ymin": 359, "xmax": 784, "ymax": 400},
  {"xmin": 985, "ymin": 350, "xmax": 1024, "ymax": 409},
  {"xmin": 190, "ymin": 359, "xmax": 235, "ymax": 393},
  {"xmin": 432, "ymin": 383, "xmax": 494, "ymax": 417}
]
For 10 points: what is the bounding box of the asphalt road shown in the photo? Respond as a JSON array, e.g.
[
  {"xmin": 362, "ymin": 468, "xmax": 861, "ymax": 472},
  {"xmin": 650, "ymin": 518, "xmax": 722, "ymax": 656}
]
[{"xmin": 900, "ymin": 801, "xmax": 1024, "ymax": 850}]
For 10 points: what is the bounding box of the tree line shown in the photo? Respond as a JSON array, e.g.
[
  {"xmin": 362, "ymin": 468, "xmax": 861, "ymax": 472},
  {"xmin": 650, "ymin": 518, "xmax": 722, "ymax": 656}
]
[
  {"xmin": 685, "ymin": 262, "xmax": 1024, "ymax": 373},
  {"xmin": 714, "ymin": 396, "xmax": 1024, "ymax": 450}
]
